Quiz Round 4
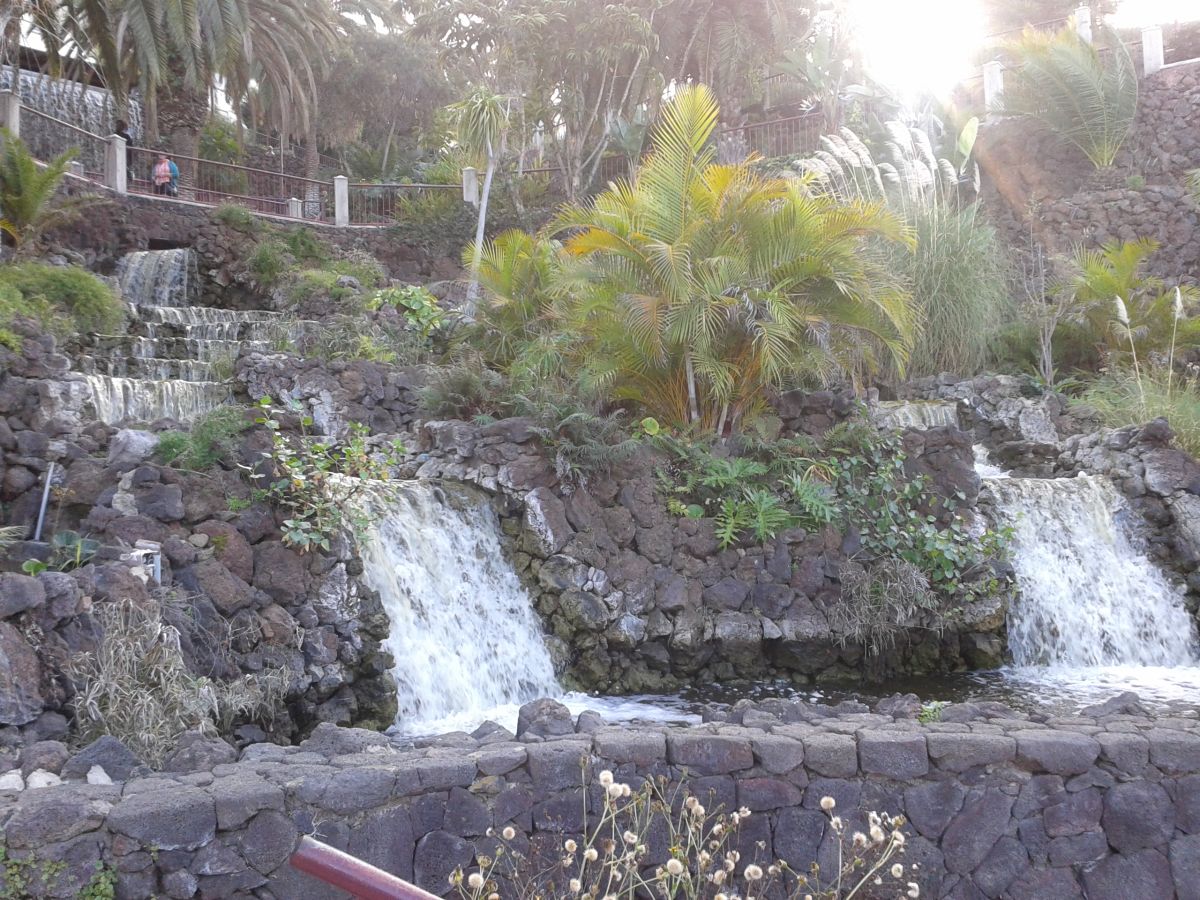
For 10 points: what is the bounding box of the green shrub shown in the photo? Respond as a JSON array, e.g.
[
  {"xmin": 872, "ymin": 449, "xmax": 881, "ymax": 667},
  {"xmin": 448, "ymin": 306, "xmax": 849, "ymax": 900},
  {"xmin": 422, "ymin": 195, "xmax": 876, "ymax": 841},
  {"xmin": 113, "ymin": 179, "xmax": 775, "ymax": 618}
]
[
  {"xmin": 155, "ymin": 406, "xmax": 249, "ymax": 470},
  {"xmin": 369, "ymin": 284, "xmax": 445, "ymax": 336},
  {"xmin": 212, "ymin": 203, "xmax": 260, "ymax": 232},
  {"xmin": 887, "ymin": 200, "xmax": 1015, "ymax": 378},
  {"xmin": 282, "ymin": 227, "xmax": 329, "ymax": 262},
  {"xmin": 0, "ymin": 263, "xmax": 123, "ymax": 342},
  {"xmin": 0, "ymin": 129, "xmax": 97, "ymax": 255},
  {"xmin": 1080, "ymin": 370, "xmax": 1200, "ymax": 456},
  {"xmin": 330, "ymin": 251, "xmax": 386, "ymax": 289},
  {"xmin": 247, "ymin": 240, "xmax": 290, "ymax": 287},
  {"xmin": 285, "ymin": 269, "xmax": 344, "ymax": 307}
]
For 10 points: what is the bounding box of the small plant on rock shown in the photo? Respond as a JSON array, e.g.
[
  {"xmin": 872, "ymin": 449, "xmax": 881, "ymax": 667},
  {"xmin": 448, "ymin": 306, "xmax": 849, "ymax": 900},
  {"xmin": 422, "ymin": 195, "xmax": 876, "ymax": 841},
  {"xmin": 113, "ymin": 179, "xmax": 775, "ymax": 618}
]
[
  {"xmin": 247, "ymin": 397, "xmax": 406, "ymax": 552},
  {"xmin": 369, "ymin": 284, "xmax": 445, "ymax": 337}
]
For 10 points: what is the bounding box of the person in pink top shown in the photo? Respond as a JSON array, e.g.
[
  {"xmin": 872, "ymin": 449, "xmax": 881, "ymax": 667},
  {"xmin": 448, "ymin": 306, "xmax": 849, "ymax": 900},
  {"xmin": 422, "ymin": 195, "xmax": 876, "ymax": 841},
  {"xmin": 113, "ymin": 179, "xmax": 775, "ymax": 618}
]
[{"xmin": 152, "ymin": 153, "xmax": 172, "ymax": 195}]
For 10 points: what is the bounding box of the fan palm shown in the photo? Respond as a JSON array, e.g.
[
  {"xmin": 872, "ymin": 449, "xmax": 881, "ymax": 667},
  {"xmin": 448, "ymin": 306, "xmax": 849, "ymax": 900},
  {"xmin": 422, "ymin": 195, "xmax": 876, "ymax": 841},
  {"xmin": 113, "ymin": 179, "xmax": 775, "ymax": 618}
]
[
  {"xmin": 547, "ymin": 84, "xmax": 915, "ymax": 433},
  {"xmin": 998, "ymin": 24, "xmax": 1137, "ymax": 169}
]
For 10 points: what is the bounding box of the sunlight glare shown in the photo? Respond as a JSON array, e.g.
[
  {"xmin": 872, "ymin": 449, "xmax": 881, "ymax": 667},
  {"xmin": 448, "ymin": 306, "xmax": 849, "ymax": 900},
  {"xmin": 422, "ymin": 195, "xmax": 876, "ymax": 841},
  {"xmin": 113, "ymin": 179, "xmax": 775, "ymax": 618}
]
[
  {"xmin": 1110, "ymin": 0, "xmax": 1200, "ymax": 29},
  {"xmin": 846, "ymin": 0, "xmax": 986, "ymax": 100}
]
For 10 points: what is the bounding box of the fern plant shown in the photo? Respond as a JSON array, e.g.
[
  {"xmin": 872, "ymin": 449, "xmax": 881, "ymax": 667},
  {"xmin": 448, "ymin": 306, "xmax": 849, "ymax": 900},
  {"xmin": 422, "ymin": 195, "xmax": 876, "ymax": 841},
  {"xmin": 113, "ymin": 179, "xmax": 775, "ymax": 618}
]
[
  {"xmin": 0, "ymin": 130, "xmax": 95, "ymax": 257},
  {"xmin": 998, "ymin": 25, "xmax": 1137, "ymax": 168}
]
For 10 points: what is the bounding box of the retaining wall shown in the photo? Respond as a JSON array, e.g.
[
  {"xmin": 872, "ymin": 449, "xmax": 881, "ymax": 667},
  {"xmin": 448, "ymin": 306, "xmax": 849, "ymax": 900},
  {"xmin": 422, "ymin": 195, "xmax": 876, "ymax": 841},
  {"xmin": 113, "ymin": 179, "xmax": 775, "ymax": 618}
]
[{"xmin": 2, "ymin": 699, "xmax": 1200, "ymax": 898}]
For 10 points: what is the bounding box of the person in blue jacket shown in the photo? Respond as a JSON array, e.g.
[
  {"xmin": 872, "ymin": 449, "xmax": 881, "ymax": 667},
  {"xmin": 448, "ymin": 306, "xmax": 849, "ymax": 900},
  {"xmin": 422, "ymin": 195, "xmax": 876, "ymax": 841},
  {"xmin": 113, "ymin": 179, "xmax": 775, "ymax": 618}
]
[{"xmin": 166, "ymin": 156, "xmax": 180, "ymax": 196}]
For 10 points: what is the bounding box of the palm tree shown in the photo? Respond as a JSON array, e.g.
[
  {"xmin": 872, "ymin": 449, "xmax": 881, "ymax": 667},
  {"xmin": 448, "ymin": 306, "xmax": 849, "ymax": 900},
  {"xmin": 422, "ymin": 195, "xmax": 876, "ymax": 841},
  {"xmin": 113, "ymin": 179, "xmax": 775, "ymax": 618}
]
[
  {"xmin": 998, "ymin": 24, "xmax": 1137, "ymax": 169},
  {"xmin": 452, "ymin": 88, "xmax": 510, "ymax": 316},
  {"xmin": 545, "ymin": 84, "xmax": 916, "ymax": 433},
  {"xmin": 0, "ymin": 130, "xmax": 95, "ymax": 257}
]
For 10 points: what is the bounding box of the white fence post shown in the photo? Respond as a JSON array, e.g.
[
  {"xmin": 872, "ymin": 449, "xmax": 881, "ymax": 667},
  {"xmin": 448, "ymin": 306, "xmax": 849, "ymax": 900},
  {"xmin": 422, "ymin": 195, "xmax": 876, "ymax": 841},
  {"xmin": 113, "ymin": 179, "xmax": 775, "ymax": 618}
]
[
  {"xmin": 462, "ymin": 167, "xmax": 479, "ymax": 206},
  {"xmin": 1075, "ymin": 5, "xmax": 1092, "ymax": 44},
  {"xmin": 105, "ymin": 134, "xmax": 127, "ymax": 194},
  {"xmin": 333, "ymin": 175, "xmax": 349, "ymax": 226},
  {"xmin": 67, "ymin": 161, "xmax": 85, "ymax": 178},
  {"xmin": 287, "ymin": 197, "xmax": 303, "ymax": 219},
  {"xmin": 983, "ymin": 62, "xmax": 1005, "ymax": 117},
  {"xmin": 1143, "ymin": 26, "xmax": 1165, "ymax": 76},
  {"xmin": 0, "ymin": 91, "xmax": 20, "ymax": 136}
]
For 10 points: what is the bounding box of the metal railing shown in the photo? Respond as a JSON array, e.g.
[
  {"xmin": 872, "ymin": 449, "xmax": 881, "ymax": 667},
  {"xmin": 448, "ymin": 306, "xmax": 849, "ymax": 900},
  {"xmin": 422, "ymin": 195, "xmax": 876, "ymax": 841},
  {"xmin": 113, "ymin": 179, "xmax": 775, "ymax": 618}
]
[
  {"xmin": 128, "ymin": 146, "xmax": 332, "ymax": 222},
  {"xmin": 290, "ymin": 836, "xmax": 441, "ymax": 899},
  {"xmin": 716, "ymin": 112, "xmax": 824, "ymax": 160},
  {"xmin": 347, "ymin": 182, "xmax": 459, "ymax": 225},
  {"xmin": 21, "ymin": 106, "xmax": 108, "ymax": 181}
]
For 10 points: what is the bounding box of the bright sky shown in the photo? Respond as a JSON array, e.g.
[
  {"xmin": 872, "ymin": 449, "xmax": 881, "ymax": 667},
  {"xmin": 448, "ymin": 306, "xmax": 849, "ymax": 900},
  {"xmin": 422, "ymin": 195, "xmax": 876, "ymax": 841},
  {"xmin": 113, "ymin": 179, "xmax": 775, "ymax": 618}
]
[
  {"xmin": 846, "ymin": 0, "xmax": 1200, "ymax": 101},
  {"xmin": 846, "ymin": 0, "xmax": 987, "ymax": 100}
]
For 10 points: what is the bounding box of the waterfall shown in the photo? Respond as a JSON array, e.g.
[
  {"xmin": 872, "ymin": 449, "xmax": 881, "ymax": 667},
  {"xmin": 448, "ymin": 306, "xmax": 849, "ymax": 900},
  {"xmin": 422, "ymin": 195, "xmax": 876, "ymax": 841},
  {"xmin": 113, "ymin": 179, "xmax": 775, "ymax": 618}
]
[
  {"xmin": 83, "ymin": 376, "xmax": 230, "ymax": 424},
  {"xmin": 117, "ymin": 249, "xmax": 197, "ymax": 308},
  {"xmin": 987, "ymin": 473, "xmax": 1197, "ymax": 667},
  {"xmin": 872, "ymin": 400, "xmax": 959, "ymax": 430},
  {"xmin": 356, "ymin": 483, "xmax": 561, "ymax": 729}
]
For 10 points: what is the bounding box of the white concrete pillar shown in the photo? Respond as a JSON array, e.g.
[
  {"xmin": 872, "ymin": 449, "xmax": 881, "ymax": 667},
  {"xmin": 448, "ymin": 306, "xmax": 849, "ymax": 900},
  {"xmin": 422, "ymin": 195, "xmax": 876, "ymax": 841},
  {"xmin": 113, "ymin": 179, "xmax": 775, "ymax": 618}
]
[
  {"xmin": 1075, "ymin": 5, "xmax": 1092, "ymax": 44},
  {"xmin": 0, "ymin": 91, "xmax": 20, "ymax": 136},
  {"xmin": 105, "ymin": 134, "xmax": 127, "ymax": 194},
  {"xmin": 462, "ymin": 166, "xmax": 479, "ymax": 206},
  {"xmin": 333, "ymin": 175, "xmax": 349, "ymax": 226},
  {"xmin": 1143, "ymin": 26, "xmax": 1165, "ymax": 76},
  {"xmin": 983, "ymin": 62, "xmax": 1005, "ymax": 117},
  {"xmin": 287, "ymin": 197, "xmax": 303, "ymax": 219},
  {"xmin": 67, "ymin": 161, "xmax": 84, "ymax": 178}
]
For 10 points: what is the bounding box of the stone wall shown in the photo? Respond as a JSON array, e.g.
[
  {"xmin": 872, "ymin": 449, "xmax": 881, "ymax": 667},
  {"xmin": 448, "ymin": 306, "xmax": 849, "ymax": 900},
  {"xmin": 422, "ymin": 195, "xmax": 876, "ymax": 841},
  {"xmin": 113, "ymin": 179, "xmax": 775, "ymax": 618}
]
[
  {"xmin": 47, "ymin": 179, "xmax": 458, "ymax": 290},
  {"xmin": 1, "ymin": 698, "xmax": 1199, "ymax": 899},
  {"xmin": 402, "ymin": 414, "xmax": 1002, "ymax": 693},
  {"xmin": 977, "ymin": 63, "xmax": 1200, "ymax": 284}
]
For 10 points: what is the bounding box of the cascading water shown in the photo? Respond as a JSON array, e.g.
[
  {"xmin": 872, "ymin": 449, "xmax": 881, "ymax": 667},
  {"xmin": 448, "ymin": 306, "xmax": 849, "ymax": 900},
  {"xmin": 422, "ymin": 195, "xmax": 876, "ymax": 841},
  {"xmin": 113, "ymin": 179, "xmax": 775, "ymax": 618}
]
[
  {"xmin": 980, "ymin": 455, "xmax": 1200, "ymax": 705},
  {"xmin": 117, "ymin": 249, "xmax": 196, "ymax": 308},
  {"xmin": 357, "ymin": 482, "xmax": 562, "ymax": 728},
  {"xmin": 871, "ymin": 400, "xmax": 959, "ymax": 430}
]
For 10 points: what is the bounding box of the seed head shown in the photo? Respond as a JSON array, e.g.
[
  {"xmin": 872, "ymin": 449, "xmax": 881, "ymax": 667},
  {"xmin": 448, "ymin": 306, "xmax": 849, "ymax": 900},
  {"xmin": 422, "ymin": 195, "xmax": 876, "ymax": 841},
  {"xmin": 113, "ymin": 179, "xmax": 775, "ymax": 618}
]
[
  {"xmin": 819, "ymin": 796, "xmax": 836, "ymax": 811},
  {"xmin": 467, "ymin": 873, "xmax": 485, "ymax": 890},
  {"xmin": 744, "ymin": 864, "xmax": 764, "ymax": 881}
]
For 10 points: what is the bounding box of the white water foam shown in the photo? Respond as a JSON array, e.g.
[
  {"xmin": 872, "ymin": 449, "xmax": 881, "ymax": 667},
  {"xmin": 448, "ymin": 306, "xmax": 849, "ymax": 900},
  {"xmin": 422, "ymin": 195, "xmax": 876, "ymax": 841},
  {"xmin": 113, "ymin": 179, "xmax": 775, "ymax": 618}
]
[{"xmin": 987, "ymin": 472, "xmax": 1197, "ymax": 668}]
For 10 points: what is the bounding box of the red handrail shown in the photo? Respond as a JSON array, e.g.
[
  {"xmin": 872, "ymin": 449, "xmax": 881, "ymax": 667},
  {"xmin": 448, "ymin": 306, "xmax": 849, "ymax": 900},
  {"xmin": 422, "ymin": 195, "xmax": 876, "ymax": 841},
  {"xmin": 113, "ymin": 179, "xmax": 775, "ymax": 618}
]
[{"xmin": 289, "ymin": 835, "xmax": 444, "ymax": 900}]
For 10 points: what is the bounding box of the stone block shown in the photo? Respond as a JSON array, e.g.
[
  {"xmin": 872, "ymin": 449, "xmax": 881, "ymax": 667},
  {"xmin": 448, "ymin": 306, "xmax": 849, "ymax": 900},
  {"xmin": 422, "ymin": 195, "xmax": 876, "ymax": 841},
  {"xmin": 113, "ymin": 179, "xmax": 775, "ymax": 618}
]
[
  {"xmin": 857, "ymin": 731, "xmax": 928, "ymax": 779},
  {"xmin": 802, "ymin": 732, "xmax": 858, "ymax": 778},
  {"xmin": 736, "ymin": 776, "xmax": 803, "ymax": 811},
  {"xmin": 526, "ymin": 741, "xmax": 590, "ymax": 791},
  {"xmin": 1147, "ymin": 728, "xmax": 1200, "ymax": 774},
  {"xmin": 1096, "ymin": 731, "xmax": 1149, "ymax": 774},
  {"xmin": 1043, "ymin": 788, "xmax": 1102, "ymax": 837},
  {"xmin": 1171, "ymin": 834, "xmax": 1200, "ymax": 900},
  {"xmin": 941, "ymin": 788, "xmax": 1014, "ymax": 874},
  {"xmin": 1015, "ymin": 730, "xmax": 1100, "ymax": 775},
  {"xmin": 107, "ymin": 785, "xmax": 217, "ymax": 851},
  {"xmin": 594, "ymin": 728, "xmax": 666, "ymax": 766},
  {"xmin": 667, "ymin": 732, "xmax": 753, "ymax": 774},
  {"xmin": 750, "ymin": 734, "xmax": 804, "ymax": 775},
  {"xmin": 905, "ymin": 781, "xmax": 965, "ymax": 840},
  {"xmin": 1081, "ymin": 848, "xmax": 1174, "ymax": 900},
  {"xmin": 1102, "ymin": 780, "xmax": 1175, "ymax": 851},
  {"xmin": 926, "ymin": 732, "xmax": 1015, "ymax": 772},
  {"xmin": 321, "ymin": 767, "xmax": 395, "ymax": 814}
]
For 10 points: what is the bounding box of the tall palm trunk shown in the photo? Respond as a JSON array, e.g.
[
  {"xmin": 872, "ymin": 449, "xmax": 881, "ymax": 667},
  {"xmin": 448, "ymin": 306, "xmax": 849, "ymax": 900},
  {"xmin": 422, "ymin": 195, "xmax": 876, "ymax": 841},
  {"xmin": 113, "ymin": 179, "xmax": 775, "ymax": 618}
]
[
  {"xmin": 303, "ymin": 128, "xmax": 321, "ymax": 219},
  {"xmin": 156, "ymin": 58, "xmax": 208, "ymax": 196},
  {"xmin": 464, "ymin": 140, "xmax": 496, "ymax": 318}
]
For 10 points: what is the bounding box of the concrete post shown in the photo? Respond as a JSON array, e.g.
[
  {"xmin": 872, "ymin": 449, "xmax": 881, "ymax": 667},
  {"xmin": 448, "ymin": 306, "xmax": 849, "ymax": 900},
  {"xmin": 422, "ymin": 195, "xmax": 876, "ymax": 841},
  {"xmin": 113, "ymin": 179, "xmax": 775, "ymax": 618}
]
[
  {"xmin": 1075, "ymin": 5, "xmax": 1092, "ymax": 44},
  {"xmin": 333, "ymin": 175, "xmax": 349, "ymax": 226},
  {"xmin": 462, "ymin": 167, "xmax": 479, "ymax": 206},
  {"xmin": 67, "ymin": 161, "xmax": 85, "ymax": 178},
  {"xmin": 105, "ymin": 134, "xmax": 127, "ymax": 194},
  {"xmin": 983, "ymin": 62, "xmax": 1005, "ymax": 117},
  {"xmin": 287, "ymin": 197, "xmax": 303, "ymax": 219},
  {"xmin": 1143, "ymin": 26, "xmax": 1165, "ymax": 76},
  {"xmin": 0, "ymin": 91, "xmax": 19, "ymax": 136}
]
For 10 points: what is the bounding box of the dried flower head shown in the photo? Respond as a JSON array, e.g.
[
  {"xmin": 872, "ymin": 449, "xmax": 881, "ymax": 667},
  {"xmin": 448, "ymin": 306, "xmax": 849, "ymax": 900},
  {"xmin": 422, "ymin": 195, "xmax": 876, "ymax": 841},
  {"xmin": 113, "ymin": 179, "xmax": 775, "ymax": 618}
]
[
  {"xmin": 607, "ymin": 783, "xmax": 625, "ymax": 800},
  {"xmin": 820, "ymin": 796, "xmax": 836, "ymax": 811},
  {"xmin": 599, "ymin": 770, "xmax": 614, "ymax": 787},
  {"xmin": 870, "ymin": 825, "xmax": 886, "ymax": 843},
  {"xmin": 893, "ymin": 830, "xmax": 906, "ymax": 846},
  {"xmin": 584, "ymin": 848, "xmax": 599, "ymax": 862},
  {"xmin": 564, "ymin": 839, "xmax": 578, "ymax": 853},
  {"xmin": 1175, "ymin": 287, "xmax": 1185, "ymax": 321},
  {"xmin": 502, "ymin": 826, "xmax": 516, "ymax": 841},
  {"xmin": 852, "ymin": 832, "xmax": 867, "ymax": 848},
  {"xmin": 666, "ymin": 859, "xmax": 684, "ymax": 876},
  {"xmin": 1114, "ymin": 296, "xmax": 1130, "ymax": 327},
  {"xmin": 891, "ymin": 863, "xmax": 904, "ymax": 878},
  {"xmin": 569, "ymin": 878, "xmax": 582, "ymax": 893},
  {"xmin": 467, "ymin": 873, "xmax": 485, "ymax": 890},
  {"xmin": 623, "ymin": 830, "xmax": 638, "ymax": 845},
  {"xmin": 907, "ymin": 884, "xmax": 920, "ymax": 898},
  {"xmin": 744, "ymin": 864, "xmax": 764, "ymax": 881}
]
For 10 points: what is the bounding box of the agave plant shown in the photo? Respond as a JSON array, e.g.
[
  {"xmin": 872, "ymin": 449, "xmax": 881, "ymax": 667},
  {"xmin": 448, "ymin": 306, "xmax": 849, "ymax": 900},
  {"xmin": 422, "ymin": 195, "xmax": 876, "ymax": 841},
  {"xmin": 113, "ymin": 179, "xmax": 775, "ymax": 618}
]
[
  {"xmin": 544, "ymin": 84, "xmax": 915, "ymax": 433},
  {"xmin": 998, "ymin": 24, "xmax": 1138, "ymax": 169}
]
